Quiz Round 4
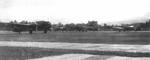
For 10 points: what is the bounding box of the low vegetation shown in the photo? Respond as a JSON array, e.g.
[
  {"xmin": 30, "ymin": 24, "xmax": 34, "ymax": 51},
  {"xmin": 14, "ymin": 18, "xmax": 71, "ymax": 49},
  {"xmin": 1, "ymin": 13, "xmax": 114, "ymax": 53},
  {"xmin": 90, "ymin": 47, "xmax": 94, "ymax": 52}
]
[{"xmin": 0, "ymin": 31, "xmax": 150, "ymax": 45}]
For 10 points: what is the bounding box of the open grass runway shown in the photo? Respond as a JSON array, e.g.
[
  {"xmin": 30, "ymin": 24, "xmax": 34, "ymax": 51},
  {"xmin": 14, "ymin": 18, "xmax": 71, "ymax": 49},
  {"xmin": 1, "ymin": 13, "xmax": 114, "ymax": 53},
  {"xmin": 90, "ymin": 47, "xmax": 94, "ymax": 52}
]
[
  {"xmin": 0, "ymin": 41, "xmax": 150, "ymax": 60},
  {"xmin": 0, "ymin": 31, "xmax": 150, "ymax": 60},
  {"xmin": 0, "ymin": 31, "xmax": 150, "ymax": 45}
]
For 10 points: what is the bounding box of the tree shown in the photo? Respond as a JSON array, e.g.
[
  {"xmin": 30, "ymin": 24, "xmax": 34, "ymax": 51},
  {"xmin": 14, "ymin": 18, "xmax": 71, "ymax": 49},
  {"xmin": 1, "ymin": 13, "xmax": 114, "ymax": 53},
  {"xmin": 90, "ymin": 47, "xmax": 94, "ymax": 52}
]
[
  {"xmin": 75, "ymin": 23, "xmax": 87, "ymax": 31},
  {"xmin": 36, "ymin": 21, "xmax": 51, "ymax": 33},
  {"xmin": 86, "ymin": 21, "xmax": 99, "ymax": 31},
  {"xmin": 20, "ymin": 20, "xmax": 28, "ymax": 24},
  {"xmin": 64, "ymin": 23, "xmax": 76, "ymax": 31},
  {"xmin": 52, "ymin": 23, "xmax": 65, "ymax": 31}
]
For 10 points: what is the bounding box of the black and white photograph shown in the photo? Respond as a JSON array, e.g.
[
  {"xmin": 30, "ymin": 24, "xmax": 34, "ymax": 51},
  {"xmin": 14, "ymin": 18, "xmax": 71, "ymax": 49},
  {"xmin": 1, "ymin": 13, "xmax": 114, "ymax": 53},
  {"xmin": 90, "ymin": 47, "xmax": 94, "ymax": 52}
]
[{"xmin": 0, "ymin": 0, "xmax": 150, "ymax": 60}]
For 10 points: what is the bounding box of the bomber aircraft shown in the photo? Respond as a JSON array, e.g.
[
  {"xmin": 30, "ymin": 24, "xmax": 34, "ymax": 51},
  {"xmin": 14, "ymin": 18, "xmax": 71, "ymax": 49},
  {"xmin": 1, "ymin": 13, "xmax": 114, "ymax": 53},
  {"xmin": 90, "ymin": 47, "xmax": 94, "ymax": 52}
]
[
  {"xmin": 113, "ymin": 25, "xmax": 137, "ymax": 32},
  {"xmin": 10, "ymin": 23, "xmax": 36, "ymax": 34}
]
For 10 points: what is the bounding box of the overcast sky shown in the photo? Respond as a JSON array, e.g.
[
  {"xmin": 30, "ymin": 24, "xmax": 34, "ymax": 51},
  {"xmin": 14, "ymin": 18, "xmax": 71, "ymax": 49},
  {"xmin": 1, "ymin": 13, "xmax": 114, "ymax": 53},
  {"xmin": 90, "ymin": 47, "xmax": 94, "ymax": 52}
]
[{"xmin": 0, "ymin": 0, "xmax": 150, "ymax": 24}]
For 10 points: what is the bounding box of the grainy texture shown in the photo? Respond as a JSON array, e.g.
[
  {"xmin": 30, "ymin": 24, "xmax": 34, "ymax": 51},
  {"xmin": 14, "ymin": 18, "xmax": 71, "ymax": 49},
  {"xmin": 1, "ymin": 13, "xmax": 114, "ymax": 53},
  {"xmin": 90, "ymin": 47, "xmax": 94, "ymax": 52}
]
[
  {"xmin": 0, "ymin": 31, "xmax": 150, "ymax": 60},
  {"xmin": 0, "ymin": 31, "xmax": 150, "ymax": 44}
]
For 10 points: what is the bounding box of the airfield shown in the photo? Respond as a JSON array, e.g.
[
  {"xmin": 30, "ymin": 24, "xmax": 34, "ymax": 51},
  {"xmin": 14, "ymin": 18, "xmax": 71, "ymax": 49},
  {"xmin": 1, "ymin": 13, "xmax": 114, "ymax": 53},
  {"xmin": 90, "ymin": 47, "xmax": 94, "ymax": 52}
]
[{"xmin": 0, "ymin": 31, "xmax": 150, "ymax": 60}]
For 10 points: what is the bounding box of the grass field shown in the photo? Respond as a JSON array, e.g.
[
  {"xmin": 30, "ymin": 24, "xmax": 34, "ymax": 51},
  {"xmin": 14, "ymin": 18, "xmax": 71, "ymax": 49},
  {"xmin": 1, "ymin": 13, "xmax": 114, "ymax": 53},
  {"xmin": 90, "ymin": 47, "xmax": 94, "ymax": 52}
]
[
  {"xmin": 0, "ymin": 46, "xmax": 116, "ymax": 60},
  {"xmin": 0, "ymin": 46, "xmax": 70, "ymax": 60},
  {"xmin": 1, "ymin": 46, "xmax": 150, "ymax": 60},
  {"xmin": 0, "ymin": 31, "xmax": 150, "ymax": 45},
  {"xmin": 0, "ymin": 31, "xmax": 150, "ymax": 60}
]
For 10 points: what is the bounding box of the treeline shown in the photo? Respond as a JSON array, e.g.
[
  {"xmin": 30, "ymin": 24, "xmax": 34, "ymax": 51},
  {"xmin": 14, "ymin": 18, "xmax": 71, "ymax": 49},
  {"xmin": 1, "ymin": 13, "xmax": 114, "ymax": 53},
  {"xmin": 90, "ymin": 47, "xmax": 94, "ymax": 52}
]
[
  {"xmin": 52, "ymin": 21, "xmax": 100, "ymax": 31},
  {"xmin": 0, "ymin": 19, "xmax": 150, "ymax": 33},
  {"xmin": 6, "ymin": 20, "xmax": 113, "ymax": 33},
  {"xmin": 9, "ymin": 20, "xmax": 102, "ymax": 32},
  {"xmin": 136, "ymin": 20, "xmax": 150, "ymax": 31}
]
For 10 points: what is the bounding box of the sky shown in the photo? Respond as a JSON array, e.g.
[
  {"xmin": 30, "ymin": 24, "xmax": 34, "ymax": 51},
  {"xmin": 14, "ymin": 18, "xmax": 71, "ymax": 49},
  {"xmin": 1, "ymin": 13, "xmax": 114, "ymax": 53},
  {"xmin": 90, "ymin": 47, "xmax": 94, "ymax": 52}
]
[{"xmin": 0, "ymin": 0, "xmax": 150, "ymax": 24}]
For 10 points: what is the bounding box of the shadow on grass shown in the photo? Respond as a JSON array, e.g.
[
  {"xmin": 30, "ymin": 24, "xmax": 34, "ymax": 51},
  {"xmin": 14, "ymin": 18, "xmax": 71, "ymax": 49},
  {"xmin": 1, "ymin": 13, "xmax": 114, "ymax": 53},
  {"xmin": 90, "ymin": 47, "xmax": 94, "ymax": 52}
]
[
  {"xmin": 0, "ymin": 46, "xmax": 70, "ymax": 60},
  {"xmin": 0, "ymin": 46, "xmax": 150, "ymax": 60}
]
